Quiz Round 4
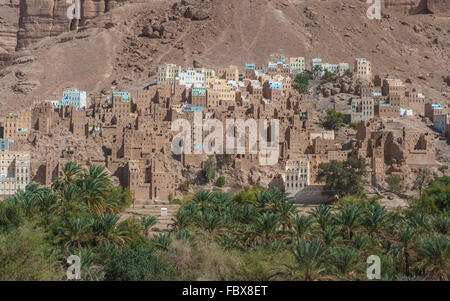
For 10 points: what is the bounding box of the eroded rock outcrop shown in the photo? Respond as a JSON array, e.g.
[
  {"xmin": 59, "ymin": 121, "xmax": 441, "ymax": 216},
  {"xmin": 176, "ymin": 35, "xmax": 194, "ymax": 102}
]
[
  {"xmin": 427, "ymin": 0, "xmax": 450, "ymax": 14},
  {"xmin": 0, "ymin": 0, "xmax": 20, "ymax": 53},
  {"xmin": 16, "ymin": 0, "xmax": 123, "ymax": 50}
]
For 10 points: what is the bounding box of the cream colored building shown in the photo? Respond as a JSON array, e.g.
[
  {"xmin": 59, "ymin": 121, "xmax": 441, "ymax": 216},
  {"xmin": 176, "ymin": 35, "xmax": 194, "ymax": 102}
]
[
  {"xmin": 310, "ymin": 130, "xmax": 335, "ymax": 141},
  {"xmin": 282, "ymin": 158, "xmax": 310, "ymax": 197},
  {"xmin": 157, "ymin": 64, "xmax": 181, "ymax": 85},
  {"xmin": 209, "ymin": 78, "xmax": 236, "ymax": 105},
  {"xmin": 0, "ymin": 151, "xmax": 30, "ymax": 197},
  {"xmin": 354, "ymin": 58, "xmax": 372, "ymax": 82},
  {"xmin": 195, "ymin": 68, "xmax": 216, "ymax": 79},
  {"xmin": 289, "ymin": 57, "xmax": 305, "ymax": 74}
]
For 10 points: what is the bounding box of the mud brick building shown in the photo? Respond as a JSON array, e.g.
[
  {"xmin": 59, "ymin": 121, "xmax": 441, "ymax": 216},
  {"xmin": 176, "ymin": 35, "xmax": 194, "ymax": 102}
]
[
  {"xmin": 4, "ymin": 54, "xmax": 437, "ymax": 204},
  {"xmin": 353, "ymin": 119, "xmax": 435, "ymax": 185}
]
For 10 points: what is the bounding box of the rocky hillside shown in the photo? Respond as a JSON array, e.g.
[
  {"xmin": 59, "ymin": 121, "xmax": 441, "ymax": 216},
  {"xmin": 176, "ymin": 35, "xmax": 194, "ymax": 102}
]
[
  {"xmin": 16, "ymin": 0, "xmax": 128, "ymax": 50},
  {"xmin": 0, "ymin": 0, "xmax": 19, "ymax": 53},
  {"xmin": 0, "ymin": 0, "xmax": 448, "ymax": 112}
]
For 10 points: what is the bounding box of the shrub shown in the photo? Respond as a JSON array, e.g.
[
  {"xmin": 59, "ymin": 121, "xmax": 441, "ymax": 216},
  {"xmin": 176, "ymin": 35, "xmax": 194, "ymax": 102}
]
[
  {"xmin": 412, "ymin": 176, "xmax": 450, "ymax": 213},
  {"xmin": 0, "ymin": 224, "xmax": 63, "ymax": 280},
  {"xmin": 104, "ymin": 245, "xmax": 177, "ymax": 281},
  {"xmin": 0, "ymin": 201, "xmax": 24, "ymax": 233},
  {"xmin": 386, "ymin": 175, "xmax": 404, "ymax": 193},
  {"xmin": 293, "ymin": 73, "xmax": 310, "ymax": 94},
  {"xmin": 201, "ymin": 160, "xmax": 216, "ymax": 184},
  {"xmin": 216, "ymin": 176, "xmax": 226, "ymax": 187},
  {"xmin": 180, "ymin": 180, "xmax": 190, "ymax": 192},
  {"xmin": 321, "ymin": 109, "xmax": 344, "ymax": 131},
  {"xmin": 438, "ymin": 165, "xmax": 448, "ymax": 172}
]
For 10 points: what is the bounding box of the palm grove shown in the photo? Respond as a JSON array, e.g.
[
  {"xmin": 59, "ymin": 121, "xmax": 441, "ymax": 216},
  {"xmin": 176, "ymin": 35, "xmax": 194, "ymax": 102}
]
[{"xmin": 0, "ymin": 161, "xmax": 448, "ymax": 281}]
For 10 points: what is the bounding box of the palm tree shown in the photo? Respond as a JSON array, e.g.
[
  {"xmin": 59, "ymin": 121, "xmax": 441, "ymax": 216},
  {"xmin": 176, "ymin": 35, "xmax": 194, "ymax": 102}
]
[
  {"xmin": 152, "ymin": 233, "xmax": 172, "ymax": 250},
  {"xmin": 56, "ymin": 217, "xmax": 93, "ymax": 248},
  {"xmin": 201, "ymin": 212, "xmax": 223, "ymax": 232},
  {"xmin": 83, "ymin": 165, "xmax": 111, "ymax": 187},
  {"xmin": 52, "ymin": 162, "xmax": 83, "ymax": 191},
  {"xmin": 432, "ymin": 215, "xmax": 449, "ymax": 234},
  {"xmin": 171, "ymin": 208, "xmax": 194, "ymax": 230},
  {"xmin": 362, "ymin": 204, "xmax": 387, "ymax": 237},
  {"xmin": 79, "ymin": 177, "xmax": 109, "ymax": 215},
  {"xmin": 322, "ymin": 224, "xmax": 341, "ymax": 246},
  {"xmin": 141, "ymin": 216, "xmax": 158, "ymax": 234},
  {"xmin": 253, "ymin": 213, "xmax": 280, "ymax": 243},
  {"xmin": 311, "ymin": 204, "xmax": 333, "ymax": 231},
  {"xmin": 334, "ymin": 205, "xmax": 361, "ymax": 240},
  {"xmin": 292, "ymin": 214, "xmax": 314, "ymax": 238},
  {"xmin": 69, "ymin": 247, "xmax": 103, "ymax": 281},
  {"xmin": 236, "ymin": 203, "xmax": 258, "ymax": 225},
  {"xmin": 51, "ymin": 184, "xmax": 83, "ymax": 215},
  {"xmin": 395, "ymin": 223, "xmax": 416, "ymax": 277},
  {"xmin": 8, "ymin": 183, "xmax": 47, "ymax": 217},
  {"xmin": 254, "ymin": 189, "xmax": 272, "ymax": 209},
  {"xmin": 416, "ymin": 234, "xmax": 449, "ymax": 280},
  {"xmin": 290, "ymin": 237, "xmax": 327, "ymax": 281},
  {"xmin": 93, "ymin": 214, "xmax": 131, "ymax": 246},
  {"xmin": 193, "ymin": 190, "xmax": 214, "ymax": 213},
  {"xmin": 352, "ymin": 232, "xmax": 370, "ymax": 251},
  {"xmin": 407, "ymin": 212, "xmax": 431, "ymax": 233},
  {"xmin": 329, "ymin": 248, "xmax": 359, "ymax": 279},
  {"xmin": 275, "ymin": 192, "xmax": 296, "ymax": 232}
]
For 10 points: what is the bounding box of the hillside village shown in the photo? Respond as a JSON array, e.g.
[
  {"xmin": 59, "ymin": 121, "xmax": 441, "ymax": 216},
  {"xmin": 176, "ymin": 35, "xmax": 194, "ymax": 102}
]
[
  {"xmin": 0, "ymin": 0, "xmax": 449, "ymax": 283},
  {"xmin": 1, "ymin": 55, "xmax": 448, "ymax": 207}
]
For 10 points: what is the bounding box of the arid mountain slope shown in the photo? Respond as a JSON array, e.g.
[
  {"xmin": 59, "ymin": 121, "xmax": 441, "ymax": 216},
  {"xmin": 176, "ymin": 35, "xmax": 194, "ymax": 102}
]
[
  {"xmin": 0, "ymin": 0, "xmax": 19, "ymax": 53},
  {"xmin": 0, "ymin": 0, "xmax": 448, "ymax": 112},
  {"xmin": 16, "ymin": 0, "xmax": 127, "ymax": 50}
]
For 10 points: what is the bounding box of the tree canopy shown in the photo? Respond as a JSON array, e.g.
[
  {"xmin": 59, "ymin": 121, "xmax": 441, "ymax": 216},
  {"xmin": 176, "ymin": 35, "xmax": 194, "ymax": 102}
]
[
  {"xmin": 321, "ymin": 109, "xmax": 344, "ymax": 131},
  {"xmin": 317, "ymin": 158, "xmax": 367, "ymax": 199},
  {"xmin": 293, "ymin": 73, "xmax": 310, "ymax": 94}
]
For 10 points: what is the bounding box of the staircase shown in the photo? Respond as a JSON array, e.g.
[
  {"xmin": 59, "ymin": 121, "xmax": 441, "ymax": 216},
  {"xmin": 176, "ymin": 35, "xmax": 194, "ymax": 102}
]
[{"xmin": 123, "ymin": 201, "xmax": 180, "ymax": 232}]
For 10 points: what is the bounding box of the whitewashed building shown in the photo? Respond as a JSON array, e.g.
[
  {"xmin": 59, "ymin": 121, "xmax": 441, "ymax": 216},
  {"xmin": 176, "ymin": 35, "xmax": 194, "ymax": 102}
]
[
  {"xmin": 59, "ymin": 89, "xmax": 87, "ymax": 110},
  {"xmin": 176, "ymin": 68, "xmax": 206, "ymax": 89}
]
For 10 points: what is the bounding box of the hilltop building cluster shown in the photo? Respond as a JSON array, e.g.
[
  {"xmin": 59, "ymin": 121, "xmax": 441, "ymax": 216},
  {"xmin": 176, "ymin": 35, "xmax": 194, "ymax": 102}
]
[{"xmin": 0, "ymin": 55, "xmax": 444, "ymax": 202}]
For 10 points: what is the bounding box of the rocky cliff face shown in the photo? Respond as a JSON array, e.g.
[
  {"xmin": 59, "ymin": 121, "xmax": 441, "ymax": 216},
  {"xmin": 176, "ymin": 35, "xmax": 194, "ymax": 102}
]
[
  {"xmin": 0, "ymin": 0, "xmax": 20, "ymax": 53},
  {"xmin": 2, "ymin": 0, "xmax": 447, "ymax": 52},
  {"xmin": 427, "ymin": 0, "xmax": 450, "ymax": 13},
  {"xmin": 16, "ymin": 0, "xmax": 123, "ymax": 50},
  {"xmin": 384, "ymin": 0, "xmax": 449, "ymax": 14}
]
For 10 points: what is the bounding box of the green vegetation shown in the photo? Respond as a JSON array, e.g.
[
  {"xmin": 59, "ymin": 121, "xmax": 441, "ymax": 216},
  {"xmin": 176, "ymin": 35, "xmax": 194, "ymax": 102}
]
[
  {"xmin": 321, "ymin": 109, "xmax": 345, "ymax": 131},
  {"xmin": 312, "ymin": 65, "xmax": 323, "ymax": 75},
  {"xmin": 321, "ymin": 70, "xmax": 336, "ymax": 84},
  {"xmin": 293, "ymin": 73, "xmax": 310, "ymax": 94},
  {"xmin": 104, "ymin": 245, "xmax": 177, "ymax": 281},
  {"xmin": 216, "ymin": 176, "xmax": 226, "ymax": 187},
  {"xmin": 386, "ymin": 174, "xmax": 405, "ymax": 193},
  {"xmin": 412, "ymin": 169, "xmax": 433, "ymax": 195},
  {"xmin": 168, "ymin": 185, "xmax": 449, "ymax": 280},
  {"xmin": 180, "ymin": 180, "xmax": 190, "ymax": 192},
  {"xmin": 200, "ymin": 159, "xmax": 216, "ymax": 184},
  {"xmin": 0, "ymin": 162, "xmax": 448, "ymax": 281},
  {"xmin": 349, "ymin": 122, "xmax": 358, "ymax": 130},
  {"xmin": 438, "ymin": 165, "xmax": 448, "ymax": 173},
  {"xmin": 0, "ymin": 162, "xmax": 165, "ymax": 280},
  {"xmin": 411, "ymin": 176, "xmax": 450, "ymax": 213},
  {"xmin": 216, "ymin": 153, "xmax": 234, "ymax": 169},
  {"xmin": 317, "ymin": 158, "xmax": 367, "ymax": 199}
]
